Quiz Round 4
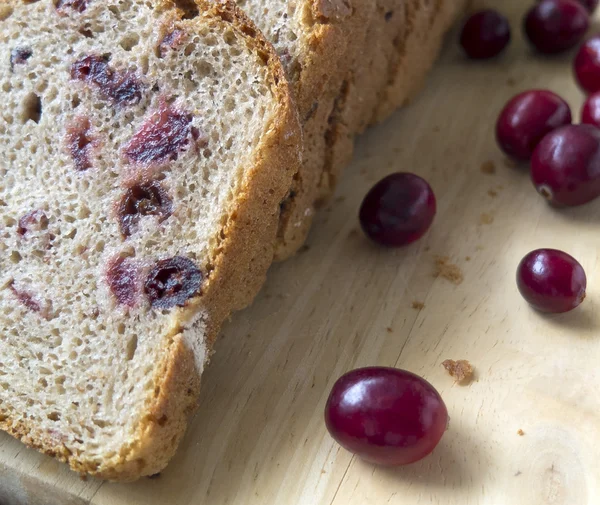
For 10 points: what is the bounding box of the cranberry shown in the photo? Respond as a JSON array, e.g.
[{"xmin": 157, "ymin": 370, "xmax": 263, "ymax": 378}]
[
  {"xmin": 325, "ymin": 367, "xmax": 448, "ymax": 466},
  {"xmin": 71, "ymin": 55, "xmax": 142, "ymax": 107},
  {"xmin": 459, "ymin": 10, "xmax": 511, "ymax": 60},
  {"xmin": 9, "ymin": 282, "xmax": 41, "ymax": 314},
  {"xmin": 574, "ymin": 36, "xmax": 600, "ymax": 94},
  {"xmin": 118, "ymin": 182, "xmax": 172, "ymax": 237},
  {"xmin": 66, "ymin": 116, "xmax": 95, "ymax": 171},
  {"xmin": 10, "ymin": 47, "xmax": 32, "ymax": 70},
  {"xmin": 158, "ymin": 29, "xmax": 186, "ymax": 57},
  {"xmin": 581, "ymin": 91, "xmax": 600, "ymax": 127},
  {"xmin": 496, "ymin": 90, "xmax": 572, "ymax": 161},
  {"xmin": 145, "ymin": 256, "xmax": 202, "ymax": 309},
  {"xmin": 531, "ymin": 124, "xmax": 600, "ymax": 206},
  {"xmin": 124, "ymin": 103, "xmax": 195, "ymax": 166},
  {"xmin": 517, "ymin": 249, "xmax": 586, "ymax": 313},
  {"xmin": 524, "ymin": 0, "xmax": 589, "ymax": 54},
  {"xmin": 106, "ymin": 257, "xmax": 138, "ymax": 307},
  {"xmin": 576, "ymin": 0, "xmax": 599, "ymax": 12},
  {"xmin": 359, "ymin": 173, "xmax": 436, "ymax": 247},
  {"xmin": 17, "ymin": 210, "xmax": 48, "ymax": 236},
  {"xmin": 56, "ymin": 0, "xmax": 89, "ymax": 13}
]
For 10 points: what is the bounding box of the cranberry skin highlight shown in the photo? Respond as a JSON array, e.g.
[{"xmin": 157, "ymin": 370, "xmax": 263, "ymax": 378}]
[
  {"xmin": 496, "ymin": 90, "xmax": 572, "ymax": 161},
  {"xmin": 574, "ymin": 36, "xmax": 600, "ymax": 94},
  {"xmin": 531, "ymin": 124, "xmax": 600, "ymax": 206},
  {"xmin": 460, "ymin": 10, "xmax": 511, "ymax": 59},
  {"xmin": 524, "ymin": 0, "xmax": 589, "ymax": 54},
  {"xmin": 581, "ymin": 91, "xmax": 600, "ymax": 127},
  {"xmin": 325, "ymin": 367, "xmax": 448, "ymax": 466},
  {"xmin": 359, "ymin": 173, "xmax": 436, "ymax": 247},
  {"xmin": 576, "ymin": 0, "xmax": 599, "ymax": 13},
  {"xmin": 517, "ymin": 249, "xmax": 587, "ymax": 313}
]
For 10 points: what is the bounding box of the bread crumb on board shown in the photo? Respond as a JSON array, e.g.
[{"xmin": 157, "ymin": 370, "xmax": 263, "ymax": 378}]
[
  {"xmin": 487, "ymin": 189, "xmax": 498, "ymax": 198},
  {"xmin": 517, "ymin": 429, "xmax": 525, "ymax": 436},
  {"xmin": 434, "ymin": 256, "xmax": 464, "ymax": 285},
  {"xmin": 411, "ymin": 301, "xmax": 425, "ymax": 310},
  {"xmin": 442, "ymin": 359, "xmax": 474, "ymax": 385},
  {"xmin": 480, "ymin": 212, "xmax": 494, "ymax": 225},
  {"xmin": 480, "ymin": 160, "xmax": 496, "ymax": 174}
]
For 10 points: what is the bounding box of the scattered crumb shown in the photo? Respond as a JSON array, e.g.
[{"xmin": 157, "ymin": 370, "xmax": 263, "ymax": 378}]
[
  {"xmin": 480, "ymin": 212, "xmax": 494, "ymax": 225},
  {"xmin": 515, "ymin": 470, "xmax": 522, "ymax": 477},
  {"xmin": 411, "ymin": 301, "xmax": 425, "ymax": 310},
  {"xmin": 79, "ymin": 474, "xmax": 88, "ymax": 482},
  {"xmin": 298, "ymin": 244, "xmax": 311, "ymax": 254},
  {"xmin": 348, "ymin": 228, "xmax": 359, "ymax": 239},
  {"xmin": 517, "ymin": 429, "xmax": 525, "ymax": 436},
  {"xmin": 506, "ymin": 77, "xmax": 516, "ymax": 87},
  {"xmin": 465, "ymin": 256, "xmax": 471, "ymax": 261},
  {"xmin": 432, "ymin": 125, "xmax": 441, "ymax": 132},
  {"xmin": 148, "ymin": 473, "xmax": 161, "ymax": 480},
  {"xmin": 424, "ymin": 245, "xmax": 431, "ymax": 252},
  {"xmin": 442, "ymin": 359, "xmax": 474, "ymax": 385},
  {"xmin": 386, "ymin": 327, "xmax": 393, "ymax": 333},
  {"xmin": 480, "ymin": 160, "xmax": 496, "ymax": 174},
  {"xmin": 434, "ymin": 256, "xmax": 464, "ymax": 285},
  {"xmin": 321, "ymin": 469, "xmax": 327, "ymax": 475},
  {"xmin": 487, "ymin": 189, "xmax": 498, "ymax": 198}
]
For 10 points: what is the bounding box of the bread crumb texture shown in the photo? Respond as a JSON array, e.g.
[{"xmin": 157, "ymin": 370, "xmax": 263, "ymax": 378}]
[
  {"xmin": 434, "ymin": 256, "xmax": 464, "ymax": 285},
  {"xmin": 442, "ymin": 359, "xmax": 474, "ymax": 385},
  {"xmin": 480, "ymin": 160, "xmax": 496, "ymax": 174},
  {"xmin": 0, "ymin": 0, "xmax": 297, "ymax": 480},
  {"xmin": 411, "ymin": 301, "xmax": 425, "ymax": 310},
  {"xmin": 517, "ymin": 429, "xmax": 525, "ymax": 436}
]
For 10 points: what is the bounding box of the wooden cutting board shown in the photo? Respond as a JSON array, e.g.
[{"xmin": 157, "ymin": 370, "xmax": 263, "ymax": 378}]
[{"xmin": 2, "ymin": 1, "xmax": 599, "ymax": 503}]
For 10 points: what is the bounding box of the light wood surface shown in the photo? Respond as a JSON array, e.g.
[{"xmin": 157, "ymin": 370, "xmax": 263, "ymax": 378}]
[{"xmin": 2, "ymin": 1, "xmax": 600, "ymax": 503}]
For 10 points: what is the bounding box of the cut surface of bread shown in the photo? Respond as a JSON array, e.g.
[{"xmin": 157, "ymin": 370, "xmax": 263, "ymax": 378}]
[{"xmin": 0, "ymin": 0, "xmax": 300, "ymax": 481}]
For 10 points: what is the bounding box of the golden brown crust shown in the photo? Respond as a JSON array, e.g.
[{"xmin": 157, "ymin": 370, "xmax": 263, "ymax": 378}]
[{"xmin": 1, "ymin": 0, "xmax": 301, "ymax": 481}]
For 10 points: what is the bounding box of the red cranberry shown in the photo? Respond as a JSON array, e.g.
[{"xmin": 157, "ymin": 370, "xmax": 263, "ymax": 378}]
[
  {"xmin": 118, "ymin": 182, "xmax": 173, "ymax": 237},
  {"xmin": 576, "ymin": 0, "xmax": 599, "ymax": 12},
  {"xmin": 524, "ymin": 0, "xmax": 589, "ymax": 54},
  {"xmin": 158, "ymin": 29, "xmax": 186, "ymax": 57},
  {"xmin": 531, "ymin": 124, "xmax": 600, "ymax": 206},
  {"xmin": 517, "ymin": 249, "xmax": 586, "ymax": 313},
  {"xmin": 10, "ymin": 47, "xmax": 32, "ymax": 71},
  {"xmin": 581, "ymin": 91, "xmax": 600, "ymax": 127},
  {"xmin": 9, "ymin": 281, "xmax": 41, "ymax": 314},
  {"xmin": 325, "ymin": 367, "xmax": 448, "ymax": 466},
  {"xmin": 359, "ymin": 173, "xmax": 436, "ymax": 247},
  {"xmin": 106, "ymin": 257, "xmax": 138, "ymax": 307},
  {"xmin": 56, "ymin": 0, "xmax": 89, "ymax": 13},
  {"xmin": 574, "ymin": 36, "xmax": 600, "ymax": 94},
  {"xmin": 66, "ymin": 116, "xmax": 95, "ymax": 171},
  {"xmin": 17, "ymin": 210, "xmax": 48, "ymax": 236},
  {"xmin": 496, "ymin": 90, "xmax": 572, "ymax": 161},
  {"xmin": 145, "ymin": 256, "xmax": 202, "ymax": 309},
  {"xmin": 459, "ymin": 10, "xmax": 511, "ymax": 60}
]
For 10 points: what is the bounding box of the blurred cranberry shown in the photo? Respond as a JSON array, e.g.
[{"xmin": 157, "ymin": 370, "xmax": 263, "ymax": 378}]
[
  {"xmin": 574, "ymin": 36, "xmax": 600, "ymax": 94},
  {"xmin": 576, "ymin": 0, "xmax": 599, "ymax": 12},
  {"xmin": 531, "ymin": 124, "xmax": 600, "ymax": 206},
  {"xmin": 581, "ymin": 91, "xmax": 600, "ymax": 127},
  {"xmin": 460, "ymin": 10, "xmax": 511, "ymax": 59},
  {"xmin": 524, "ymin": 0, "xmax": 589, "ymax": 54},
  {"xmin": 496, "ymin": 90, "xmax": 572, "ymax": 161}
]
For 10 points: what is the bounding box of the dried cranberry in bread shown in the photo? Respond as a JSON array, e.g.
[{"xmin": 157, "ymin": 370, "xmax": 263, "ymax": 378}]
[{"xmin": 0, "ymin": 0, "xmax": 300, "ymax": 480}]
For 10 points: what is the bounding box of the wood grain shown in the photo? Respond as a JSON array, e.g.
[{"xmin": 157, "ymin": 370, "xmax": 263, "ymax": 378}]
[{"xmin": 2, "ymin": 0, "xmax": 600, "ymax": 503}]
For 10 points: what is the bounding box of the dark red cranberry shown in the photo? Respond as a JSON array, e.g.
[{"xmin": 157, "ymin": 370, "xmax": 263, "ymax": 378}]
[
  {"xmin": 359, "ymin": 173, "xmax": 436, "ymax": 247},
  {"xmin": 66, "ymin": 116, "xmax": 95, "ymax": 171},
  {"xmin": 517, "ymin": 249, "xmax": 586, "ymax": 313},
  {"xmin": 9, "ymin": 281, "xmax": 41, "ymax": 314},
  {"xmin": 576, "ymin": 0, "xmax": 599, "ymax": 12},
  {"xmin": 118, "ymin": 182, "xmax": 173, "ymax": 237},
  {"xmin": 71, "ymin": 55, "xmax": 142, "ymax": 107},
  {"xmin": 10, "ymin": 47, "xmax": 32, "ymax": 71},
  {"xmin": 531, "ymin": 124, "xmax": 600, "ymax": 206},
  {"xmin": 56, "ymin": 0, "xmax": 89, "ymax": 13},
  {"xmin": 17, "ymin": 210, "xmax": 48, "ymax": 236},
  {"xmin": 106, "ymin": 257, "xmax": 138, "ymax": 307},
  {"xmin": 581, "ymin": 91, "xmax": 600, "ymax": 127},
  {"xmin": 158, "ymin": 29, "xmax": 186, "ymax": 57},
  {"xmin": 496, "ymin": 90, "xmax": 572, "ymax": 161},
  {"xmin": 145, "ymin": 257, "xmax": 202, "ymax": 309},
  {"xmin": 574, "ymin": 36, "xmax": 600, "ymax": 94},
  {"xmin": 524, "ymin": 0, "xmax": 589, "ymax": 54},
  {"xmin": 459, "ymin": 10, "xmax": 511, "ymax": 59},
  {"xmin": 325, "ymin": 367, "xmax": 448, "ymax": 466},
  {"xmin": 124, "ymin": 103, "xmax": 195, "ymax": 166}
]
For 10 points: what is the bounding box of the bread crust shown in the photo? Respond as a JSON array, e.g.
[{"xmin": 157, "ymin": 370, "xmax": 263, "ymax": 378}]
[{"xmin": 0, "ymin": 0, "xmax": 301, "ymax": 481}]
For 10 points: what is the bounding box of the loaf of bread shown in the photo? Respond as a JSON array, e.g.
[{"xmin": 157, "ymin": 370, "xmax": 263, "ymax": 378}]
[{"xmin": 0, "ymin": 0, "xmax": 300, "ymax": 481}]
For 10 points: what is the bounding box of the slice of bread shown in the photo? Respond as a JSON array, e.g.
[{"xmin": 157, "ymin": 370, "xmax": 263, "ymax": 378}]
[{"xmin": 0, "ymin": 0, "xmax": 300, "ymax": 481}]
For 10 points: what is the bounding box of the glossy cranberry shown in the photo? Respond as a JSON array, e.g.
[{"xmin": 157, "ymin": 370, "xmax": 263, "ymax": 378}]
[
  {"xmin": 56, "ymin": 0, "xmax": 89, "ymax": 13},
  {"xmin": 576, "ymin": 0, "xmax": 599, "ymax": 12},
  {"xmin": 581, "ymin": 91, "xmax": 600, "ymax": 127},
  {"xmin": 17, "ymin": 210, "xmax": 48, "ymax": 236},
  {"xmin": 124, "ymin": 103, "xmax": 195, "ymax": 166},
  {"xmin": 459, "ymin": 10, "xmax": 511, "ymax": 59},
  {"xmin": 359, "ymin": 173, "xmax": 436, "ymax": 247},
  {"xmin": 524, "ymin": 0, "xmax": 589, "ymax": 54},
  {"xmin": 9, "ymin": 281, "xmax": 41, "ymax": 314},
  {"xmin": 145, "ymin": 256, "xmax": 202, "ymax": 309},
  {"xmin": 118, "ymin": 182, "xmax": 172, "ymax": 237},
  {"xmin": 531, "ymin": 124, "xmax": 600, "ymax": 206},
  {"xmin": 574, "ymin": 36, "xmax": 600, "ymax": 94},
  {"xmin": 107, "ymin": 257, "xmax": 138, "ymax": 307},
  {"xmin": 10, "ymin": 47, "xmax": 32, "ymax": 70},
  {"xmin": 325, "ymin": 367, "xmax": 448, "ymax": 466},
  {"xmin": 159, "ymin": 29, "xmax": 186, "ymax": 57},
  {"xmin": 496, "ymin": 90, "xmax": 572, "ymax": 161},
  {"xmin": 66, "ymin": 116, "xmax": 94, "ymax": 171},
  {"xmin": 517, "ymin": 249, "xmax": 586, "ymax": 313}
]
